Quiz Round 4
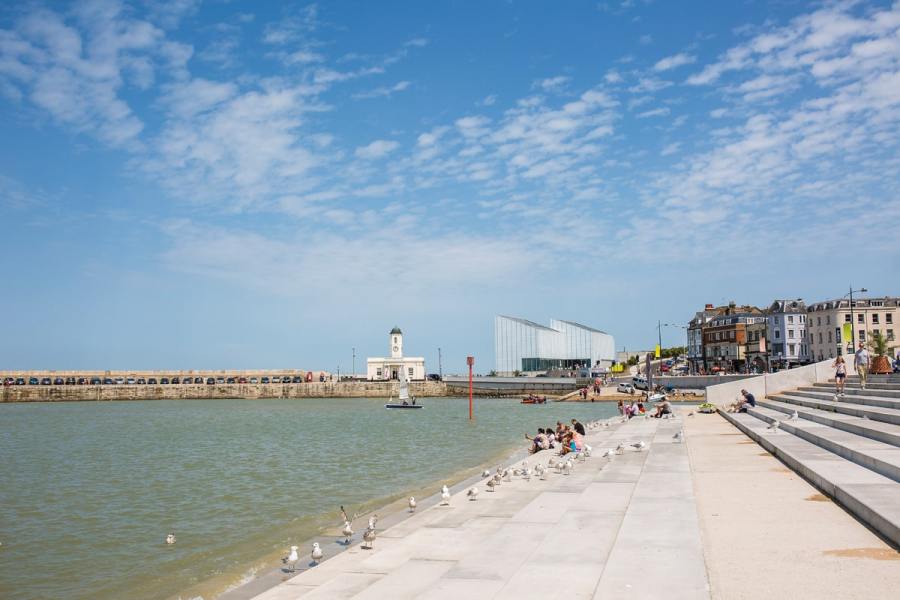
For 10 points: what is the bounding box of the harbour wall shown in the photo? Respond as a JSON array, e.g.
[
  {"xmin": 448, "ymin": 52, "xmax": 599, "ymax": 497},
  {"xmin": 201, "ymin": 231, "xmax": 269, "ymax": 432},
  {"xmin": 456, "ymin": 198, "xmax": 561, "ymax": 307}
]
[{"xmin": 0, "ymin": 381, "xmax": 448, "ymax": 403}]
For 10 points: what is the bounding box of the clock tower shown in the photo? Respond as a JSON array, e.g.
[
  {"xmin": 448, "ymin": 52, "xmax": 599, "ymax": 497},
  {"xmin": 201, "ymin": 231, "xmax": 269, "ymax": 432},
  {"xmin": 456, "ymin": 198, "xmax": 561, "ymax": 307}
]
[{"xmin": 390, "ymin": 326, "xmax": 403, "ymax": 359}]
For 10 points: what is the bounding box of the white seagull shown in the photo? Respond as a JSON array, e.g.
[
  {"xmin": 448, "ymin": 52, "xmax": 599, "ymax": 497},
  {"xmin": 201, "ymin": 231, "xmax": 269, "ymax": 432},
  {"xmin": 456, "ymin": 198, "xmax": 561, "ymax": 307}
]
[
  {"xmin": 311, "ymin": 542, "xmax": 323, "ymax": 565},
  {"xmin": 602, "ymin": 448, "xmax": 614, "ymax": 459},
  {"xmin": 441, "ymin": 485, "xmax": 451, "ymax": 505},
  {"xmin": 482, "ymin": 469, "xmax": 492, "ymax": 478},
  {"xmin": 467, "ymin": 487, "xmax": 479, "ymax": 501},
  {"xmin": 766, "ymin": 420, "xmax": 780, "ymax": 433},
  {"xmin": 562, "ymin": 460, "xmax": 572, "ymax": 475},
  {"xmin": 788, "ymin": 410, "xmax": 799, "ymax": 420},
  {"xmin": 165, "ymin": 533, "xmax": 176, "ymax": 545},
  {"xmin": 408, "ymin": 496, "xmax": 417, "ymax": 513},
  {"xmin": 584, "ymin": 444, "xmax": 592, "ymax": 457},
  {"xmin": 341, "ymin": 520, "xmax": 353, "ymax": 544},
  {"xmin": 282, "ymin": 545, "xmax": 299, "ymax": 571},
  {"xmin": 362, "ymin": 515, "xmax": 378, "ymax": 549},
  {"xmin": 631, "ymin": 441, "xmax": 646, "ymax": 452},
  {"xmin": 534, "ymin": 464, "xmax": 546, "ymax": 480}
]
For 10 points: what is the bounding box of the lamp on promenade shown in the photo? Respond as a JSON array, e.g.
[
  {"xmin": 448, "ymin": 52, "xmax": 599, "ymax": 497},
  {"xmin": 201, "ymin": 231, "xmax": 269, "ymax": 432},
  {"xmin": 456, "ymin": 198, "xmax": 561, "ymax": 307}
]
[
  {"xmin": 844, "ymin": 286, "xmax": 868, "ymax": 350},
  {"xmin": 467, "ymin": 356, "xmax": 474, "ymax": 421}
]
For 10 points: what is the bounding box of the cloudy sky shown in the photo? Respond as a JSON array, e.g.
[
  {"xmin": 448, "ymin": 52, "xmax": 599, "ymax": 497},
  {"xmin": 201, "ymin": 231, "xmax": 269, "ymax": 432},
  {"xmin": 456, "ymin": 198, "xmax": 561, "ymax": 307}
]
[{"xmin": 1, "ymin": 0, "xmax": 898, "ymax": 373}]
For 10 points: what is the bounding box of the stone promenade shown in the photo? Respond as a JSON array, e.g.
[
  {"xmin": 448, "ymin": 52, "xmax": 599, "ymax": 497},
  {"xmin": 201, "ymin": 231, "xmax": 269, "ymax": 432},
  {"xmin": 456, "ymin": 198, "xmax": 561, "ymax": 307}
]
[{"xmin": 248, "ymin": 411, "xmax": 899, "ymax": 600}]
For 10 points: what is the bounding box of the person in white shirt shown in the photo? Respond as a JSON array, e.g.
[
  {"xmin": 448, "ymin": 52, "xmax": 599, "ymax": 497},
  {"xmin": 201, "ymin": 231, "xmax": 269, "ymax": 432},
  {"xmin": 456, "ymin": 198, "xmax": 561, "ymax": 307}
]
[{"xmin": 854, "ymin": 342, "xmax": 869, "ymax": 389}]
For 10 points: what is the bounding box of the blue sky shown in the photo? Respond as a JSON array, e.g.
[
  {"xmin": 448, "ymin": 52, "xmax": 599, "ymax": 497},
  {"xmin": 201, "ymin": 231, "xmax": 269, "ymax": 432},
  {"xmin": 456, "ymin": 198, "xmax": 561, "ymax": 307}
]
[{"xmin": 1, "ymin": 0, "xmax": 898, "ymax": 373}]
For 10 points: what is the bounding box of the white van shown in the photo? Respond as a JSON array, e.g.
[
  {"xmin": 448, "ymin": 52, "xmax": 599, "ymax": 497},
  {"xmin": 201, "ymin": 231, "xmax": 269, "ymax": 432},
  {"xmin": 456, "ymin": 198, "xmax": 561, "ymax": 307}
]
[{"xmin": 632, "ymin": 375, "xmax": 649, "ymax": 390}]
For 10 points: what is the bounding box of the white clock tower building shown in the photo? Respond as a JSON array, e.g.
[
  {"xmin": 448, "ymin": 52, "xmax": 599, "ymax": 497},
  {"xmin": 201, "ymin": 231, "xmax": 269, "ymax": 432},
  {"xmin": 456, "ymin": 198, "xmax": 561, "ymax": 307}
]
[{"xmin": 367, "ymin": 326, "xmax": 426, "ymax": 381}]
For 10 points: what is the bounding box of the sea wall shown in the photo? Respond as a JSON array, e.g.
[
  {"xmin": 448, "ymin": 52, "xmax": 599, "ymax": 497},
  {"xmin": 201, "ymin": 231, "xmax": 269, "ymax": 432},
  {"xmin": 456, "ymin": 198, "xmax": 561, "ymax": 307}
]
[{"xmin": 0, "ymin": 381, "xmax": 448, "ymax": 403}]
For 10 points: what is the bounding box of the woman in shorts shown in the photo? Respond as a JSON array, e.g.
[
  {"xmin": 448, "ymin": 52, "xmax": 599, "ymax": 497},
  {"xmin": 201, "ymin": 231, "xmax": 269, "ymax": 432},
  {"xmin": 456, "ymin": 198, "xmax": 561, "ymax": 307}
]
[{"xmin": 833, "ymin": 356, "xmax": 847, "ymax": 398}]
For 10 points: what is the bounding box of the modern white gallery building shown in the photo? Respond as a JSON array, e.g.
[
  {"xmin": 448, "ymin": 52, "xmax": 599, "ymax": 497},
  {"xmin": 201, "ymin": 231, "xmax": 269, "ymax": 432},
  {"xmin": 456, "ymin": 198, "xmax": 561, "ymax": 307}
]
[{"xmin": 494, "ymin": 316, "xmax": 616, "ymax": 376}]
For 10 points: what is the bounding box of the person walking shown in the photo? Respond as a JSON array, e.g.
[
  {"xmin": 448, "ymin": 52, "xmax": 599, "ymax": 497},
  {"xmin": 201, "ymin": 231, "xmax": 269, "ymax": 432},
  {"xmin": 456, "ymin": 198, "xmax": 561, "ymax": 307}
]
[
  {"xmin": 832, "ymin": 355, "xmax": 847, "ymax": 399},
  {"xmin": 854, "ymin": 342, "xmax": 869, "ymax": 390}
]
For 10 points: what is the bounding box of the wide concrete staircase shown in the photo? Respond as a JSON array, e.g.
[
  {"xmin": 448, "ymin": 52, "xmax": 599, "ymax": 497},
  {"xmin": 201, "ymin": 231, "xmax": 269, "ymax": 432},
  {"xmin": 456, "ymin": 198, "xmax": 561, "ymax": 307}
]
[{"xmin": 720, "ymin": 374, "xmax": 900, "ymax": 548}]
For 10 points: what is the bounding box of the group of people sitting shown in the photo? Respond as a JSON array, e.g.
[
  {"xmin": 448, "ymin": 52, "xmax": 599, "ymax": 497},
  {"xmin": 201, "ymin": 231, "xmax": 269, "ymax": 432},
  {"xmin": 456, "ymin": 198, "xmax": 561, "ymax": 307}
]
[
  {"xmin": 525, "ymin": 419, "xmax": 586, "ymax": 455},
  {"xmin": 617, "ymin": 396, "xmax": 673, "ymax": 419}
]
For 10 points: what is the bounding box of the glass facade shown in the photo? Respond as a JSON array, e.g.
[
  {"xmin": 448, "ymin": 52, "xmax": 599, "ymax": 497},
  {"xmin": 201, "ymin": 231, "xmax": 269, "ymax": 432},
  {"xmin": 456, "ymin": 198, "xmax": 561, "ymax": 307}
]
[{"xmin": 494, "ymin": 316, "xmax": 615, "ymax": 375}]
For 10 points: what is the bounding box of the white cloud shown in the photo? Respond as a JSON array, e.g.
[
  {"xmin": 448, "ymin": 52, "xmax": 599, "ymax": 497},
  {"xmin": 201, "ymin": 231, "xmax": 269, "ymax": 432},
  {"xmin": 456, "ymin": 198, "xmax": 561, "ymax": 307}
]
[
  {"xmin": 353, "ymin": 80, "xmax": 410, "ymax": 100},
  {"xmin": 604, "ymin": 70, "xmax": 623, "ymax": 83},
  {"xmin": 404, "ymin": 38, "xmax": 429, "ymax": 47},
  {"xmin": 355, "ymin": 139, "xmax": 400, "ymax": 159},
  {"xmin": 661, "ymin": 142, "xmax": 680, "ymax": 156},
  {"xmin": 653, "ymin": 52, "xmax": 696, "ymax": 71},
  {"xmin": 533, "ymin": 75, "xmax": 570, "ymax": 91},
  {"xmin": 636, "ymin": 107, "xmax": 670, "ymax": 118},
  {"xmin": 480, "ymin": 94, "xmax": 497, "ymax": 106}
]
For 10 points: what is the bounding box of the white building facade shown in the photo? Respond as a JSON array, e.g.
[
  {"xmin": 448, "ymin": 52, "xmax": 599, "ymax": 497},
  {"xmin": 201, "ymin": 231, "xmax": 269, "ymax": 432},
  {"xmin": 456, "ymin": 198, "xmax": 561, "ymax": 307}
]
[
  {"xmin": 367, "ymin": 327, "xmax": 426, "ymax": 381},
  {"xmin": 766, "ymin": 299, "xmax": 810, "ymax": 369},
  {"xmin": 494, "ymin": 316, "xmax": 615, "ymax": 376}
]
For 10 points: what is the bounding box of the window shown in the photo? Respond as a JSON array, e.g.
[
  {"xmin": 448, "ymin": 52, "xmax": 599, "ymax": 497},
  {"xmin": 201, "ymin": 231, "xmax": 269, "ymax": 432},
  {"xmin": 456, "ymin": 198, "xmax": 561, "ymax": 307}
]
[
  {"xmin": 408, "ymin": 367, "xmax": 414, "ymax": 378},
  {"xmin": 859, "ymin": 330, "xmax": 866, "ymax": 341},
  {"xmin": 827, "ymin": 315, "xmax": 831, "ymax": 325},
  {"xmin": 827, "ymin": 331, "xmax": 832, "ymax": 343},
  {"xmin": 888, "ymin": 314, "xmax": 893, "ymax": 324},
  {"xmin": 788, "ymin": 329, "xmax": 794, "ymax": 338},
  {"xmin": 888, "ymin": 329, "xmax": 895, "ymax": 341},
  {"xmin": 835, "ymin": 328, "xmax": 841, "ymax": 342},
  {"xmin": 788, "ymin": 315, "xmax": 794, "ymax": 324},
  {"xmin": 818, "ymin": 332, "xmax": 823, "ymax": 343},
  {"xmin": 376, "ymin": 368, "xmax": 383, "ymax": 377},
  {"xmin": 858, "ymin": 314, "xmax": 864, "ymax": 323},
  {"xmin": 829, "ymin": 349, "xmax": 834, "ymax": 358},
  {"xmin": 789, "ymin": 344, "xmax": 795, "ymax": 355},
  {"xmin": 775, "ymin": 330, "xmax": 781, "ymax": 339},
  {"xmin": 845, "ymin": 314, "xmax": 851, "ymax": 323},
  {"xmin": 817, "ymin": 317, "xmax": 821, "ymax": 326},
  {"xmin": 873, "ymin": 314, "xmax": 880, "ymax": 324}
]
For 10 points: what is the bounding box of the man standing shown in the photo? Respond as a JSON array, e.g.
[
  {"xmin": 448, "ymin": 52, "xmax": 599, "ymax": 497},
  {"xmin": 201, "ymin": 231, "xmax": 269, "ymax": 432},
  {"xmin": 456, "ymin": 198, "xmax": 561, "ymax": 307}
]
[{"xmin": 854, "ymin": 342, "xmax": 869, "ymax": 389}]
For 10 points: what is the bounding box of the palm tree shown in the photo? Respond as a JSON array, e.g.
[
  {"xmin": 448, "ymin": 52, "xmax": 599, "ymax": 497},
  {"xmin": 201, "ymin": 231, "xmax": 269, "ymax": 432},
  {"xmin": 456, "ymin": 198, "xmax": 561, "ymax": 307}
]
[{"xmin": 868, "ymin": 331, "xmax": 892, "ymax": 374}]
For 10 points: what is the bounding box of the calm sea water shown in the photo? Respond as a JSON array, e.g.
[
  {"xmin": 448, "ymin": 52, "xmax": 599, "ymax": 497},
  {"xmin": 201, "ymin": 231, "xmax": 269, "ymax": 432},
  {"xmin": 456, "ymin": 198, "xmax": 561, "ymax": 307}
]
[{"xmin": 0, "ymin": 397, "xmax": 616, "ymax": 600}]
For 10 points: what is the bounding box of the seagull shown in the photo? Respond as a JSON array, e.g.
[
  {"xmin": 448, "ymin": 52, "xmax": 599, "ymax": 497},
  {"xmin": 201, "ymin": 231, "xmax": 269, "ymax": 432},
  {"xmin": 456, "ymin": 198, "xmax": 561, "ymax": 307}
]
[
  {"xmin": 523, "ymin": 465, "xmax": 533, "ymax": 480},
  {"xmin": 584, "ymin": 444, "xmax": 592, "ymax": 457},
  {"xmin": 165, "ymin": 533, "xmax": 176, "ymax": 545},
  {"xmin": 482, "ymin": 470, "xmax": 492, "ymax": 478},
  {"xmin": 492, "ymin": 473, "xmax": 502, "ymax": 486},
  {"xmin": 862, "ymin": 414, "xmax": 870, "ymax": 420},
  {"xmin": 503, "ymin": 469, "xmax": 512, "ymax": 482},
  {"xmin": 615, "ymin": 443, "xmax": 625, "ymax": 455},
  {"xmin": 311, "ymin": 542, "xmax": 323, "ymax": 565},
  {"xmin": 548, "ymin": 457, "xmax": 557, "ymax": 469},
  {"xmin": 341, "ymin": 520, "xmax": 353, "ymax": 544},
  {"xmin": 788, "ymin": 410, "xmax": 799, "ymax": 420},
  {"xmin": 467, "ymin": 487, "xmax": 479, "ymax": 501},
  {"xmin": 440, "ymin": 485, "xmax": 451, "ymax": 505},
  {"xmin": 562, "ymin": 460, "xmax": 572, "ymax": 475},
  {"xmin": 631, "ymin": 441, "xmax": 646, "ymax": 452},
  {"xmin": 766, "ymin": 420, "xmax": 779, "ymax": 433},
  {"xmin": 534, "ymin": 464, "xmax": 546, "ymax": 480},
  {"xmin": 362, "ymin": 515, "xmax": 378, "ymax": 549},
  {"xmin": 602, "ymin": 448, "xmax": 614, "ymax": 459},
  {"xmin": 282, "ymin": 545, "xmax": 299, "ymax": 571},
  {"xmin": 486, "ymin": 478, "xmax": 497, "ymax": 492},
  {"xmin": 408, "ymin": 496, "xmax": 417, "ymax": 512},
  {"xmin": 673, "ymin": 430, "xmax": 683, "ymax": 443}
]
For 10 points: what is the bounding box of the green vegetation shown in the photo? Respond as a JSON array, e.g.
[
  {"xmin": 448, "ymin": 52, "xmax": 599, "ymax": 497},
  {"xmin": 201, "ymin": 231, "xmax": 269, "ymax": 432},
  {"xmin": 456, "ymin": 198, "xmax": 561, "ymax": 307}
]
[{"xmin": 868, "ymin": 330, "xmax": 889, "ymax": 357}]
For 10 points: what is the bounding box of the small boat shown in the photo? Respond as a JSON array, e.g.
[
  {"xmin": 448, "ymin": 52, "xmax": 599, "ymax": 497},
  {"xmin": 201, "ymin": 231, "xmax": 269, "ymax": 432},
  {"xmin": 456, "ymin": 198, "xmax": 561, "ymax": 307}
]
[
  {"xmin": 521, "ymin": 395, "xmax": 547, "ymax": 404},
  {"xmin": 386, "ymin": 372, "xmax": 422, "ymax": 409}
]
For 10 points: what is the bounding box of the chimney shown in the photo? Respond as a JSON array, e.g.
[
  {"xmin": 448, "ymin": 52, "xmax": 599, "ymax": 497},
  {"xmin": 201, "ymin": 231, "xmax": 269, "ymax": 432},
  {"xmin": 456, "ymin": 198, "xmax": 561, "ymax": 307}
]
[{"xmin": 705, "ymin": 304, "xmax": 713, "ymax": 310}]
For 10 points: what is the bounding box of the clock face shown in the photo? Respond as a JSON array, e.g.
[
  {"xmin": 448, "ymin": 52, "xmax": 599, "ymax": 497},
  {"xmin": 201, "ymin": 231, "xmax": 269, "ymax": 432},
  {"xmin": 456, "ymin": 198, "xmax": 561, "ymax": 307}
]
[{"xmin": 393, "ymin": 345, "xmax": 399, "ymax": 352}]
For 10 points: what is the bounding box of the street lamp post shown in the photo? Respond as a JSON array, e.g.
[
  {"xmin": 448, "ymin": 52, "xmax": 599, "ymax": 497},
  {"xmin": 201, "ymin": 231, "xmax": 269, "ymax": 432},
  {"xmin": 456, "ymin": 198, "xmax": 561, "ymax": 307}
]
[{"xmin": 352, "ymin": 347, "xmax": 356, "ymax": 380}]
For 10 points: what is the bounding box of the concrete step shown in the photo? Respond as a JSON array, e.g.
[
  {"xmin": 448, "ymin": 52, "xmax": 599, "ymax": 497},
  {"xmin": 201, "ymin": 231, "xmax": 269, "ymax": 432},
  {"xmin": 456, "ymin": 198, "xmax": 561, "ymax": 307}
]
[
  {"xmin": 719, "ymin": 410, "xmax": 900, "ymax": 547},
  {"xmin": 745, "ymin": 406, "xmax": 900, "ymax": 483},
  {"xmin": 758, "ymin": 398, "xmax": 900, "ymax": 448},
  {"xmin": 793, "ymin": 388, "xmax": 900, "ymax": 410},
  {"xmin": 768, "ymin": 393, "xmax": 900, "ymax": 426},
  {"xmin": 811, "ymin": 383, "xmax": 900, "ymax": 400},
  {"xmin": 823, "ymin": 381, "xmax": 900, "ymax": 391}
]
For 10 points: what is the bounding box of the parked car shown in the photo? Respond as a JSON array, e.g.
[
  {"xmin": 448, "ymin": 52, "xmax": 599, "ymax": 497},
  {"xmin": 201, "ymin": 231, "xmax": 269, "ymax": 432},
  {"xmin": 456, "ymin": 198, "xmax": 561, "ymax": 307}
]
[
  {"xmin": 15, "ymin": 377, "xmax": 26, "ymax": 385},
  {"xmin": 90, "ymin": 377, "xmax": 101, "ymax": 385},
  {"xmin": 114, "ymin": 377, "xmax": 125, "ymax": 385},
  {"xmin": 206, "ymin": 377, "xmax": 215, "ymax": 385},
  {"xmin": 238, "ymin": 377, "xmax": 248, "ymax": 384},
  {"xmin": 65, "ymin": 377, "xmax": 76, "ymax": 385},
  {"xmin": 632, "ymin": 376, "xmax": 649, "ymax": 390},
  {"xmin": 147, "ymin": 378, "xmax": 158, "ymax": 384},
  {"xmin": 127, "ymin": 378, "xmax": 135, "ymax": 385},
  {"xmin": 29, "ymin": 377, "xmax": 39, "ymax": 385},
  {"xmin": 52, "ymin": 377, "xmax": 63, "ymax": 385},
  {"xmin": 160, "ymin": 378, "xmax": 170, "ymax": 384},
  {"xmin": 137, "ymin": 378, "xmax": 146, "ymax": 384},
  {"xmin": 41, "ymin": 378, "xmax": 52, "ymax": 385},
  {"xmin": 291, "ymin": 375, "xmax": 302, "ymax": 383},
  {"xmin": 261, "ymin": 376, "xmax": 270, "ymax": 384},
  {"xmin": 171, "ymin": 377, "xmax": 180, "ymax": 384},
  {"xmin": 193, "ymin": 377, "xmax": 203, "ymax": 384},
  {"xmin": 427, "ymin": 373, "xmax": 442, "ymax": 381},
  {"xmin": 215, "ymin": 377, "xmax": 225, "ymax": 384},
  {"xmin": 617, "ymin": 382, "xmax": 635, "ymax": 394},
  {"xmin": 249, "ymin": 377, "xmax": 258, "ymax": 384},
  {"xmin": 272, "ymin": 376, "xmax": 282, "ymax": 383},
  {"xmin": 103, "ymin": 378, "xmax": 113, "ymax": 385},
  {"xmin": 77, "ymin": 377, "xmax": 88, "ymax": 385},
  {"xmin": 226, "ymin": 377, "xmax": 236, "ymax": 384},
  {"xmin": 3, "ymin": 377, "xmax": 14, "ymax": 386}
]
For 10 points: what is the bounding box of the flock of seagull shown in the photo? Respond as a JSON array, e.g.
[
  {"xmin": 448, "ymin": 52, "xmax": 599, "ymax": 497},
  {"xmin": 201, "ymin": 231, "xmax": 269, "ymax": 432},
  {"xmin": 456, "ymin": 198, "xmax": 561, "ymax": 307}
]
[{"xmin": 268, "ymin": 415, "xmax": 680, "ymax": 573}]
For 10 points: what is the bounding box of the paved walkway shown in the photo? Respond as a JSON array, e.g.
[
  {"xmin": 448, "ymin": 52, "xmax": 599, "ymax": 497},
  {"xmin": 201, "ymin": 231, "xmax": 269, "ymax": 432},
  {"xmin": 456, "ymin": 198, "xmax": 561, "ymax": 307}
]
[{"xmin": 249, "ymin": 411, "xmax": 899, "ymax": 600}]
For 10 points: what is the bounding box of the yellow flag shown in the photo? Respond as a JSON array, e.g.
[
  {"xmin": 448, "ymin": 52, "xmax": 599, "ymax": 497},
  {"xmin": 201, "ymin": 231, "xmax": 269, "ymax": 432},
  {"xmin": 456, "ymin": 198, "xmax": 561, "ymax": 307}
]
[
  {"xmin": 842, "ymin": 323, "xmax": 852, "ymax": 342},
  {"xmin": 655, "ymin": 345, "xmax": 661, "ymax": 358}
]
